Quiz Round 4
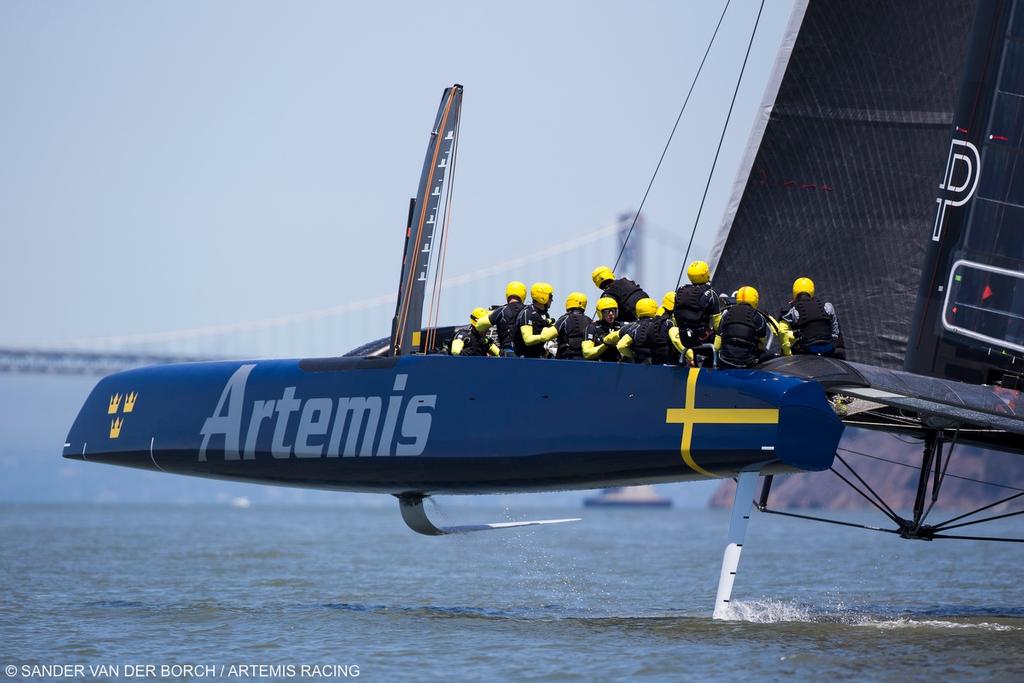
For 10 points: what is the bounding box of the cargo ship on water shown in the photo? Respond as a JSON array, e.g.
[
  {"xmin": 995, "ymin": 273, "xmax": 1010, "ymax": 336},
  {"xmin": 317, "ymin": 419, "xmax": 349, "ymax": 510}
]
[{"xmin": 583, "ymin": 485, "xmax": 672, "ymax": 508}]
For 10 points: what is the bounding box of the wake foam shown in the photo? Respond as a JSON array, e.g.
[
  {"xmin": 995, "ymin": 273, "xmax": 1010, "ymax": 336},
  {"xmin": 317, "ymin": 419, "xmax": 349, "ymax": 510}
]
[
  {"xmin": 718, "ymin": 598, "xmax": 819, "ymax": 623},
  {"xmin": 720, "ymin": 599, "xmax": 1020, "ymax": 631},
  {"xmin": 857, "ymin": 618, "xmax": 1018, "ymax": 632}
]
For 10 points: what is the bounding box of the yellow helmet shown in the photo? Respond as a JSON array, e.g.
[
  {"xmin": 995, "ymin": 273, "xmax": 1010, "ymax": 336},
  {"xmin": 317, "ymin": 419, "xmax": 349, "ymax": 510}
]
[
  {"xmin": 530, "ymin": 282, "xmax": 554, "ymax": 306},
  {"xmin": 469, "ymin": 307, "xmax": 489, "ymax": 324},
  {"xmin": 736, "ymin": 286, "xmax": 760, "ymax": 309},
  {"xmin": 591, "ymin": 265, "xmax": 615, "ymax": 288},
  {"xmin": 565, "ymin": 291, "xmax": 587, "ymax": 311},
  {"xmin": 596, "ymin": 296, "xmax": 618, "ymax": 313},
  {"xmin": 635, "ymin": 297, "xmax": 658, "ymax": 318},
  {"xmin": 687, "ymin": 260, "xmax": 710, "ymax": 285},
  {"xmin": 662, "ymin": 291, "xmax": 676, "ymax": 311},
  {"xmin": 505, "ymin": 281, "xmax": 527, "ymax": 302},
  {"xmin": 792, "ymin": 277, "xmax": 815, "ymax": 299}
]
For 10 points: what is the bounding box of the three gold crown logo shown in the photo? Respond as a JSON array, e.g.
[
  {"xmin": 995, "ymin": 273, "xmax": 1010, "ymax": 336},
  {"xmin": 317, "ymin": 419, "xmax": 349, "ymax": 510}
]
[{"xmin": 107, "ymin": 391, "xmax": 138, "ymax": 438}]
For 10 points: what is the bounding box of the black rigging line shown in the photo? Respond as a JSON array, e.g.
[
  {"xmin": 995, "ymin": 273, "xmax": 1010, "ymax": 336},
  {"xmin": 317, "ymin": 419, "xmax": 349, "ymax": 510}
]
[
  {"xmin": 676, "ymin": 0, "xmax": 766, "ymax": 288},
  {"xmin": 757, "ymin": 446, "xmax": 1024, "ymax": 543},
  {"xmin": 612, "ymin": 0, "xmax": 732, "ymax": 273},
  {"xmin": 758, "ymin": 507, "xmax": 901, "ymax": 535},
  {"xmin": 829, "ymin": 464, "xmax": 901, "ymax": 524},
  {"xmin": 833, "ymin": 453, "xmax": 902, "ymax": 521},
  {"xmin": 838, "ymin": 446, "xmax": 1024, "ymax": 493},
  {"xmin": 930, "ymin": 533, "xmax": 1024, "ymax": 543},
  {"xmin": 931, "ymin": 490, "xmax": 1024, "ymax": 531}
]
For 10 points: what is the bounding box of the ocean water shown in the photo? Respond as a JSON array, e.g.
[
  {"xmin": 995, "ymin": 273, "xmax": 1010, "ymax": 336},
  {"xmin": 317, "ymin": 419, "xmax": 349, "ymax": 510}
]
[{"xmin": 2, "ymin": 502, "xmax": 1023, "ymax": 681}]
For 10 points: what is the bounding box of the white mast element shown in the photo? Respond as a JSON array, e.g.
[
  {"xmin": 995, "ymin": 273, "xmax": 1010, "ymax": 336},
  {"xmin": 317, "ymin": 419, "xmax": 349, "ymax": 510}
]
[{"xmin": 712, "ymin": 470, "xmax": 760, "ymax": 620}]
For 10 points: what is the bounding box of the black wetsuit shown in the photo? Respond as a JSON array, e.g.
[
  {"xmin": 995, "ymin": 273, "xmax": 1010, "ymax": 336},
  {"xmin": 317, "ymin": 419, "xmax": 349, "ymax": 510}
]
[
  {"xmin": 780, "ymin": 294, "xmax": 845, "ymax": 358},
  {"xmin": 630, "ymin": 316, "xmax": 679, "ymax": 365},
  {"xmin": 452, "ymin": 326, "xmax": 492, "ymax": 357},
  {"xmin": 486, "ymin": 299, "xmax": 525, "ymax": 354},
  {"xmin": 585, "ymin": 319, "xmax": 622, "ymax": 362},
  {"xmin": 717, "ymin": 303, "xmax": 768, "ymax": 369},
  {"xmin": 674, "ymin": 283, "xmax": 720, "ymax": 348},
  {"xmin": 555, "ymin": 310, "xmax": 592, "ymax": 360},
  {"xmin": 513, "ymin": 304, "xmax": 554, "ymax": 358},
  {"xmin": 602, "ymin": 277, "xmax": 648, "ymax": 323}
]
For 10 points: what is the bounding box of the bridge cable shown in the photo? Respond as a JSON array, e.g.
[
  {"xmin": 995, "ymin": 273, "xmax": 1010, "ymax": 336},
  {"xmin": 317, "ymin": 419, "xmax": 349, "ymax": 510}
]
[
  {"xmin": 676, "ymin": 0, "xmax": 765, "ymax": 289},
  {"xmin": 612, "ymin": 0, "xmax": 732, "ymax": 273}
]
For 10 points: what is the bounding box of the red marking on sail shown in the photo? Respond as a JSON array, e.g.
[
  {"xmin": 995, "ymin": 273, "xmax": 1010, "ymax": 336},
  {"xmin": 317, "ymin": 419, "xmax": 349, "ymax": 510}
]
[
  {"xmin": 801, "ymin": 183, "xmax": 817, "ymax": 190},
  {"xmin": 990, "ymin": 134, "xmax": 1009, "ymax": 142},
  {"xmin": 982, "ymin": 284, "xmax": 993, "ymax": 300},
  {"xmin": 956, "ymin": 127, "xmax": 969, "ymax": 134}
]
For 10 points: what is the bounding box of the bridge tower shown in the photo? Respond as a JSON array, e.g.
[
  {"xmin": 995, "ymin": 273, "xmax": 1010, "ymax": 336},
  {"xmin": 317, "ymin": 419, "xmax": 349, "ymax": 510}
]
[{"xmin": 618, "ymin": 211, "xmax": 643, "ymax": 282}]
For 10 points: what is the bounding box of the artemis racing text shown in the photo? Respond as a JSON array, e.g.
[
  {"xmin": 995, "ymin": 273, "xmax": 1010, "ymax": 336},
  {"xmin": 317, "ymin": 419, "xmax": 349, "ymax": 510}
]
[{"xmin": 199, "ymin": 365, "xmax": 435, "ymax": 461}]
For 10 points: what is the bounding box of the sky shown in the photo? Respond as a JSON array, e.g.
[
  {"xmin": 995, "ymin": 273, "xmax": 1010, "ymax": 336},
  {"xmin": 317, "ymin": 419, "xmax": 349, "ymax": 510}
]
[{"xmin": 0, "ymin": 0, "xmax": 797, "ymax": 349}]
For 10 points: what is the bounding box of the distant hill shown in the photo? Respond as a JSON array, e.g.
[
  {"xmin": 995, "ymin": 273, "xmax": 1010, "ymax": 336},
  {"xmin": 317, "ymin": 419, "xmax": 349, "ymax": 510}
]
[{"xmin": 710, "ymin": 428, "xmax": 1024, "ymax": 511}]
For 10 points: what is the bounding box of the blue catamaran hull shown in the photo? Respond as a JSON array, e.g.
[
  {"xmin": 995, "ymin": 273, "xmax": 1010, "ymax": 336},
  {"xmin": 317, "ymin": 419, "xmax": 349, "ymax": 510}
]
[{"xmin": 63, "ymin": 355, "xmax": 843, "ymax": 494}]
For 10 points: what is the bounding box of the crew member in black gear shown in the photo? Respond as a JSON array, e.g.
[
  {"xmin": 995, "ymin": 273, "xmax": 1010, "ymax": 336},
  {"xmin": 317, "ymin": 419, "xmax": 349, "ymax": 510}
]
[
  {"xmin": 513, "ymin": 282, "xmax": 558, "ymax": 358},
  {"xmin": 674, "ymin": 260, "xmax": 721, "ymax": 359},
  {"xmin": 452, "ymin": 308, "xmax": 500, "ymax": 356},
  {"xmin": 583, "ymin": 297, "xmax": 623, "ymax": 361},
  {"xmin": 715, "ymin": 286, "xmax": 772, "ymax": 369},
  {"xmin": 475, "ymin": 280, "xmax": 527, "ymax": 356},
  {"xmin": 554, "ymin": 292, "xmax": 592, "ymax": 360},
  {"xmin": 591, "ymin": 265, "xmax": 649, "ymax": 323},
  {"xmin": 778, "ymin": 277, "xmax": 845, "ymax": 358},
  {"xmin": 616, "ymin": 298, "xmax": 680, "ymax": 365}
]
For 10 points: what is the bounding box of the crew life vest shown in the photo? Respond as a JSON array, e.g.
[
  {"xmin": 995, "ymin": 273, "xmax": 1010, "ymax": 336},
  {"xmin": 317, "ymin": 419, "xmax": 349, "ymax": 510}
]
[
  {"xmin": 492, "ymin": 300, "xmax": 525, "ymax": 350},
  {"xmin": 604, "ymin": 278, "xmax": 648, "ymax": 322},
  {"xmin": 452, "ymin": 327, "xmax": 491, "ymax": 356},
  {"xmin": 632, "ymin": 317, "xmax": 677, "ymax": 365},
  {"xmin": 718, "ymin": 303, "xmax": 761, "ymax": 368},
  {"xmin": 555, "ymin": 311, "xmax": 591, "ymax": 360},
  {"xmin": 587, "ymin": 319, "xmax": 622, "ymax": 362},
  {"xmin": 674, "ymin": 283, "xmax": 716, "ymax": 347},
  {"xmin": 513, "ymin": 304, "xmax": 553, "ymax": 358},
  {"xmin": 791, "ymin": 296, "xmax": 834, "ymax": 352}
]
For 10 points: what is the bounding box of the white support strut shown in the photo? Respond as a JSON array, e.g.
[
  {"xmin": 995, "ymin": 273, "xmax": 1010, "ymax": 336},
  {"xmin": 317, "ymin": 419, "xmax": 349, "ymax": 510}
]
[{"xmin": 712, "ymin": 471, "xmax": 760, "ymax": 620}]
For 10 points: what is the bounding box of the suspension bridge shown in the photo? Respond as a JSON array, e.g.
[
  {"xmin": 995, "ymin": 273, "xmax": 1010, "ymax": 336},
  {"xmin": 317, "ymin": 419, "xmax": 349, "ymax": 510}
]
[{"xmin": 2, "ymin": 216, "xmax": 696, "ymax": 376}]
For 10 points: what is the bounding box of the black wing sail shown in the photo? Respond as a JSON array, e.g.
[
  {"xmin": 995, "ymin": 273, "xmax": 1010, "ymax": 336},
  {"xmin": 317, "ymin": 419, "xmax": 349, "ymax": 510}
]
[
  {"xmin": 706, "ymin": 1, "xmax": 1024, "ymax": 450},
  {"xmin": 709, "ymin": 1, "xmax": 974, "ymax": 369},
  {"xmin": 906, "ymin": 1, "xmax": 1024, "ymax": 387},
  {"xmin": 390, "ymin": 85, "xmax": 464, "ymax": 356}
]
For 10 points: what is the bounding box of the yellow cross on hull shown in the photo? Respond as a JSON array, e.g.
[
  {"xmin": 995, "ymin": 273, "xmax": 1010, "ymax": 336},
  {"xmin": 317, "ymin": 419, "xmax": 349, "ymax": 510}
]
[{"xmin": 666, "ymin": 368, "xmax": 779, "ymax": 477}]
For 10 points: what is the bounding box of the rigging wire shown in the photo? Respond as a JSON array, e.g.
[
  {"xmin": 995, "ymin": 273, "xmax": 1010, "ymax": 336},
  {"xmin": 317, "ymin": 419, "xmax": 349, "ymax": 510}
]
[
  {"xmin": 931, "ymin": 491, "xmax": 1024, "ymax": 531},
  {"xmin": 756, "ymin": 450, "xmax": 1024, "ymax": 543},
  {"xmin": 676, "ymin": 0, "xmax": 766, "ymax": 288},
  {"xmin": 612, "ymin": 0, "xmax": 733, "ymax": 273},
  {"xmin": 828, "ymin": 465, "xmax": 901, "ymax": 524},
  {"xmin": 838, "ymin": 446, "xmax": 1024, "ymax": 493}
]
